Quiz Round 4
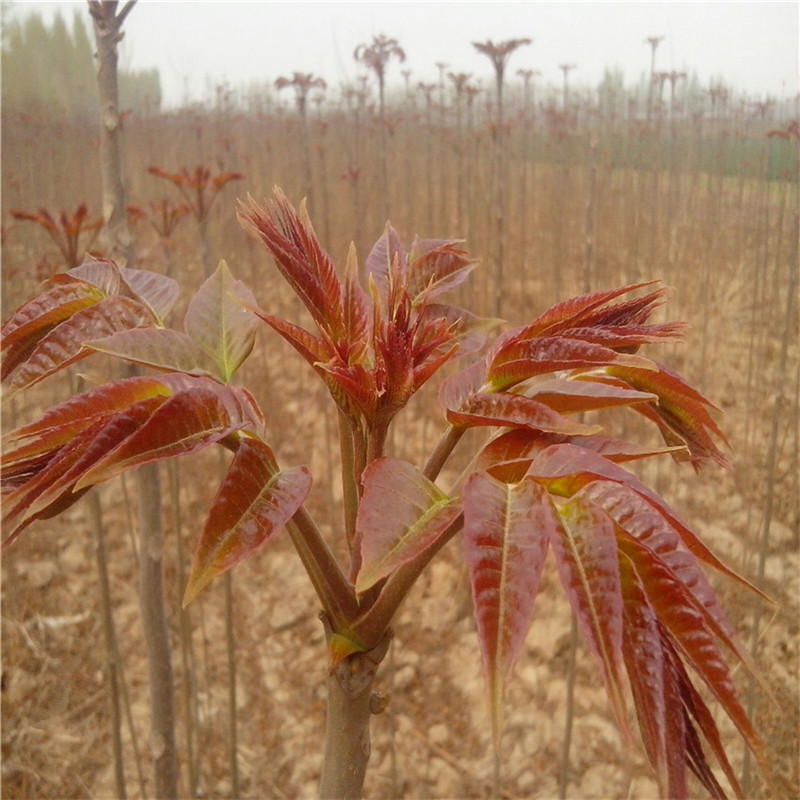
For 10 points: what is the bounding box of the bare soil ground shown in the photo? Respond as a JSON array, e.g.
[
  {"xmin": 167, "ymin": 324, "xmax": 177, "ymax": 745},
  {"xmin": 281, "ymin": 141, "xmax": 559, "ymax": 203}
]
[
  {"xmin": 1, "ymin": 128, "xmax": 798, "ymax": 798},
  {"xmin": 2, "ymin": 278, "xmax": 797, "ymax": 799}
]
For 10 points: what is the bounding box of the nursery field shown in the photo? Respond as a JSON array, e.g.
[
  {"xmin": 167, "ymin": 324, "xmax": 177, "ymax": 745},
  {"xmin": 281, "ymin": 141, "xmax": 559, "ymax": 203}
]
[{"xmin": 1, "ymin": 89, "xmax": 798, "ymax": 800}]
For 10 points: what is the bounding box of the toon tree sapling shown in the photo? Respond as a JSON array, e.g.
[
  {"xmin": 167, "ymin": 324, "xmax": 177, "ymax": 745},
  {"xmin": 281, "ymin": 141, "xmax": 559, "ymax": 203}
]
[{"xmin": 1, "ymin": 188, "xmax": 770, "ymax": 799}]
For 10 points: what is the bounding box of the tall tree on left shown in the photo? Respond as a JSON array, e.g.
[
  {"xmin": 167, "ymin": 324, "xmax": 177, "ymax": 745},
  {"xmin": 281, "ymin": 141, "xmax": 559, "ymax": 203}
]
[{"xmin": 88, "ymin": 2, "xmax": 180, "ymax": 798}]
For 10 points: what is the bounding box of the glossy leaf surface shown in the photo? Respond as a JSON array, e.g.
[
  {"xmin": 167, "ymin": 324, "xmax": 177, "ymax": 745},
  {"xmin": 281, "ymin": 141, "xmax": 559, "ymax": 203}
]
[
  {"xmin": 356, "ymin": 458, "xmax": 461, "ymax": 593},
  {"xmin": 463, "ymin": 471, "xmax": 552, "ymax": 745},
  {"xmin": 4, "ymin": 297, "xmax": 156, "ymax": 395},
  {"xmin": 183, "ymin": 437, "xmax": 312, "ymax": 605},
  {"xmin": 75, "ymin": 387, "xmax": 244, "ymax": 487},
  {"xmin": 550, "ymin": 488, "xmax": 630, "ymax": 738},
  {"xmin": 487, "ymin": 335, "xmax": 654, "ymax": 392},
  {"xmin": 446, "ymin": 391, "xmax": 602, "ymax": 435}
]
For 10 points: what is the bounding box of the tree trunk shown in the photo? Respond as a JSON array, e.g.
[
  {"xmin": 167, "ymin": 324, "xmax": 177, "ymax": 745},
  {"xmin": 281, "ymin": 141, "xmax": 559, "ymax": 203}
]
[
  {"xmin": 137, "ymin": 466, "xmax": 179, "ymax": 799},
  {"xmin": 90, "ymin": 4, "xmax": 180, "ymax": 797},
  {"xmin": 318, "ymin": 617, "xmax": 392, "ymax": 799}
]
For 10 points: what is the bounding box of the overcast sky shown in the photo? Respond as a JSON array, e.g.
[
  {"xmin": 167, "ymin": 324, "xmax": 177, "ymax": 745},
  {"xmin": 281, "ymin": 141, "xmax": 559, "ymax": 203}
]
[{"xmin": 10, "ymin": 1, "xmax": 800, "ymax": 107}]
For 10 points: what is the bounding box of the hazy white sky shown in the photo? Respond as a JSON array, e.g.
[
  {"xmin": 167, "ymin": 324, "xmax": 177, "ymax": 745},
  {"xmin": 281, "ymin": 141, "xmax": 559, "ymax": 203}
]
[{"xmin": 10, "ymin": 1, "xmax": 800, "ymax": 107}]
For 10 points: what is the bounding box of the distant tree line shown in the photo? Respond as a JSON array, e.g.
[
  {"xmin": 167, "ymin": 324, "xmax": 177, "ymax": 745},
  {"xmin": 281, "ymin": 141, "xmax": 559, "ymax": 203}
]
[{"xmin": 1, "ymin": 9, "xmax": 161, "ymax": 122}]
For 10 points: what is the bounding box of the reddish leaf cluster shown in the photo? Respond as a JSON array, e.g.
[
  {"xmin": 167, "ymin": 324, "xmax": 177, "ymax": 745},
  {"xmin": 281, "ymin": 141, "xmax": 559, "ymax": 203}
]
[
  {"xmin": 148, "ymin": 165, "xmax": 244, "ymax": 223},
  {"xmin": 127, "ymin": 198, "xmax": 192, "ymax": 239},
  {"xmin": 1, "ymin": 189, "xmax": 769, "ymax": 799},
  {"xmin": 436, "ymin": 285, "xmax": 768, "ymax": 795},
  {"xmin": 11, "ymin": 203, "xmax": 103, "ymax": 268},
  {"xmin": 0, "ymin": 257, "xmax": 177, "ymax": 396},
  {"xmin": 238, "ymin": 189, "xmax": 489, "ymax": 450}
]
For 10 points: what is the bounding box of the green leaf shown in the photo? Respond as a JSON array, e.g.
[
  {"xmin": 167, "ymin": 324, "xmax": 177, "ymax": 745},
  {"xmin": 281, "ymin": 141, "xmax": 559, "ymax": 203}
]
[
  {"xmin": 86, "ymin": 327, "xmax": 218, "ymax": 376},
  {"xmin": 183, "ymin": 437, "xmax": 311, "ymax": 605},
  {"xmin": 184, "ymin": 260, "xmax": 259, "ymax": 381},
  {"xmin": 355, "ymin": 458, "xmax": 461, "ymax": 593},
  {"xmin": 3, "ymin": 297, "xmax": 156, "ymax": 396},
  {"xmin": 550, "ymin": 488, "xmax": 630, "ymax": 739},
  {"xmin": 463, "ymin": 471, "xmax": 552, "ymax": 748}
]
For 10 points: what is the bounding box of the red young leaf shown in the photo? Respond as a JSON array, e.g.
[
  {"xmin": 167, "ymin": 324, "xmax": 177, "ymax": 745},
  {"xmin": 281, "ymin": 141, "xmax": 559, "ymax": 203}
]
[
  {"xmin": 183, "ymin": 437, "xmax": 311, "ymax": 605},
  {"xmin": 355, "ymin": 458, "xmax": 461, "ymax": 593},
  {"xmin": 550, "ymin": 488, "xmax": 630, "ymax": 739},
  {"xmin": 439, "ymin": 360, "xmax": 487, "ymax": 414},
  {"xmin": 572, "ymin": 286, "xmax": 671, "ymax": 330},
  {"xmin": 597, "ymin": 363, "xmax": 730, "ymax": 468},
  {"xmin": 487, "ymin": 335, "xmax": 655, "ymax": 392},
  {"xmin": 405, "ymin": 238, "xmax": 477, "ymax": 303},
  {"xmin": 1, "ymin": 281, "xmax": 105, "ymax": 376},
  {"xmin": 75, "ymin": 386, "xmax": 245, "ymax": 487},
  {"xmin": 342, "ymin": 242, "xmax": 372, "ymax": 364},
  {"xmin": 365, "ymin": 223, "xmax": 406, "ymax": 302},
  {"xmin": 619, "ymin": 552, "xmax": 687, "ymax": 798},
  {"xmin": 419, "ymin": 303, "xmax": 500, "ymax": 357},
  {"xmin": 238, "ymin": 190, "xmax": 346, "ymax": 339},
  {"xmin": 474, "ymin": 429, "xmax": 681, "ymax": 484},
  {"xmin": 528, "ymin": 444, "xmax": 764, "ymax": 598},
  {"xmin": 246, "ymin": 304, "xmax": 332, "ymax": 368},
  {"xmin": 119, "ymin": 267, "xmax": 180, "ymax": 323},
  {"xmin": 668, "ymin": 633, "xmax": 745, "ymax": 798},
  {"xmin": 618, "ymin": 533, "xmax": 766, "ymax": 767},
  {"xmin": 554, "ymin": 322, "xmax": 686, "ymax": 352},
  {"xmin": 4, "ymin": 296, "xmax": 157, "ymax": 395},
  {"xmin": 446, "ymin": 391, "xmax": 602, "ymax": 436},
  {"xmin": 184, "ymin": 260, "xmax": 259, "ymax": 381},
  {"xmin": 580, "ymin": 479, "xmax": 762, "ymax": 673},
  {"xmin": 2, "ymin": 398, "xmax": 164, "ymax": 542},
  {"xmin": 527, "ymin": 377, "xmax": 658, "ymax": 413},
  {"xmin": 65, "ymin": 256, "xmax": 123, "ymax": 295},
  {"xmin": 1, "ymin": 375, "xmax": 175, "ymax": 454},
  {"xmin": 521, "ymin": 282, "xmax": 662, "ymax": 338},
  {"xmin": 463, "ymin": 471, "xmax": 552, "ymax": 747}
]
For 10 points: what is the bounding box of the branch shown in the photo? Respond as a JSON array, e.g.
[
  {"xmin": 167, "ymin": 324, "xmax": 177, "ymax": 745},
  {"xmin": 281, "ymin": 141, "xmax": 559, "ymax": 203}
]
[
  {"xmin": 287, "ymin": 505, "xmax": 359, "ymax": 629},
  {"xmin": 351, "ymin": 512, "xmax": 464, "ymax": 647}
]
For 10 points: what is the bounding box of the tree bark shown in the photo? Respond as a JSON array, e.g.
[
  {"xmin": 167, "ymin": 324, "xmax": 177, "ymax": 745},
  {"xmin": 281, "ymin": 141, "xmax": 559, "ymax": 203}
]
[
  {"xmin": 319, "ymin": 616, "xmax": 392, "ymax": 800},
  {"xmin": 91, "ymin": 0, "xmax": 136, "ymax": 266},
  {"xmin": 90, "ymin": 4, "xmax": 179, "ymax": 797},
  {"xmin": 137, "ymin": 466, "xmax": 179, "ymax": 799}
]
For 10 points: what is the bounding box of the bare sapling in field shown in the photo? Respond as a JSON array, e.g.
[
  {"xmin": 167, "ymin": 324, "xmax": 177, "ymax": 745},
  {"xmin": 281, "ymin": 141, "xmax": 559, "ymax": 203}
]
[
  {"xmin": 473, "ymin": 37, "xmax": 531, "ymax": 316},
  {"xmin": 275, "ymin": 72, "xmax": 327, "ymax": 211},
  {"xmin": 10, "ymin": 203, "xmax": 104, "ymax": 271},
  {"xmin": 1, "ymin": 180, "xmax": 775, "ymax": 799},
  {"xmin": 354, "ymin": 34, "xmax": 406, "ymax": 222},
  {"xmin": 146, "ymin": 164, "xmax": 244, "ymax": 276}
]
